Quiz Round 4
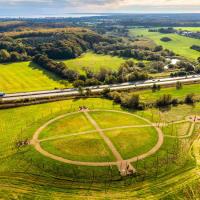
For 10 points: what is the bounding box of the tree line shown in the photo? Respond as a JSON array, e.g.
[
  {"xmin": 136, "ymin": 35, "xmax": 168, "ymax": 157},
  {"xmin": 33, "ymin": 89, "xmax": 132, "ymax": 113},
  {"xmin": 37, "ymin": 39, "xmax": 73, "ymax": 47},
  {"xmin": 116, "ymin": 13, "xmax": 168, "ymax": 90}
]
[
  {"xmin": 102, "ymin": 83, "xmax": 197, "ymax": 110},
  {"xmin": 33, "ymin": 55, "xmax": 149, "ymax": 87}
]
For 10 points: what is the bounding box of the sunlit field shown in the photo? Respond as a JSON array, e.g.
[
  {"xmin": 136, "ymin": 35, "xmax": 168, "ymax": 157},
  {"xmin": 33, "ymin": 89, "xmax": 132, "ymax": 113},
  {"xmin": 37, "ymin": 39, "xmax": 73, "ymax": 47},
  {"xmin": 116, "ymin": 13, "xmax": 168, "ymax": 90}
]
[{"xmin": 129, "ymin": 28, "xmax": 200, "ymax": 60}]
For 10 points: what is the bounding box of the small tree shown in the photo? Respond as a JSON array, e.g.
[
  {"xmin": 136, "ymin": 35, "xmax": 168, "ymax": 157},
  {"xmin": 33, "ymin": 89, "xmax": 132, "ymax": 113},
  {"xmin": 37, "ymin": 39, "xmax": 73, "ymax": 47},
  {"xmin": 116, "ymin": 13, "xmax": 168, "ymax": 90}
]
[
  {"xmin": 73, "ymin": 80, "xmax": 85, "ymax": 88},
  {"xmin": 156, "ymin": 94, "xmax": 172, "ymax": 107},
  {"xmin": 176, "ymin": 81, "xmax": 182, "ymax": 90},
  {"xmin": 0, "ymin": 49, "xmax": 10, "ymax": 62},
  {"xmin": 152, "ymin": 84, "xmax": 161, "ymax": 92},
  {"xmin": 78, "ymin": 86, "xmax": 84, "ymax": 96},
  {"xmin": 85, "ymin": 88, "xmax": 92, "ymax": 96},
  {"xmin": 185, "ymin": 93, "xmax": 195, "ymax": 104},
  {"xmin": 127, "ymin": 94, "xmax": 140, "ymax": 109},
  {"xmin": 152, "ymin": 83, "xmax": 157, "ymax": 92}
]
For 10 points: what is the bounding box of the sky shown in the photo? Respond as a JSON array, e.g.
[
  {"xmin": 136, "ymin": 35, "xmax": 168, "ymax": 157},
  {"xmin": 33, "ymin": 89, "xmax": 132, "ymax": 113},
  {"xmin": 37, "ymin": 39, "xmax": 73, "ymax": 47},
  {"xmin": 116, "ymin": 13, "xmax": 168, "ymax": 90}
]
[{"xmin": 0, "ymin": 0, "xmax": 200, "ymax": 17}]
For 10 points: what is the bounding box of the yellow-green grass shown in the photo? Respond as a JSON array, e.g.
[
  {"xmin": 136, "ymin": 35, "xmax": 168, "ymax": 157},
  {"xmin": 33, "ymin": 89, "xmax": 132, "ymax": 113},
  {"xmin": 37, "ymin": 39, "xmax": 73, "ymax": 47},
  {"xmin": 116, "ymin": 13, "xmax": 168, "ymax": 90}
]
[
  {"xmin": 129, "ymin": 28, "xmax": 200, "ymax": 60},
  {"xmin": 132, "ymin": 83, "xmax": 200, "ymax": 103},
  {"xmin": 63, "ymin": 52, "xmax": 137, "ymax": 73},
  {"xmin": 39, "ymin": 112, "xmax": 95, "ymax": 140},
  {"xmin": 41, "ymin": 132, "xmax": 115, "ymax": 162},
  {"xmin": 89, "ymin": 110, "xmax": 148, "ymax": 128},
  {"xmin": 136, "ymin": 103, "xmax": 200, "ymax": 124},
  {"xmin": 0, "ymin": 98, "xmax": 198, "ymax": 198},
  {"xmin": 105, "ymin": 127, "xmax": 158, "ymax": 159},
  {"xmin": 0, "ymin": 61, "xmax": 65, "ymax": 93},
  {"xmin": 162, "ymin": 122, "xmax": 191, "ymax": 136},
  {"xmin": 175, "ymin": 27, "xmax": 200, "ymax": 32}
]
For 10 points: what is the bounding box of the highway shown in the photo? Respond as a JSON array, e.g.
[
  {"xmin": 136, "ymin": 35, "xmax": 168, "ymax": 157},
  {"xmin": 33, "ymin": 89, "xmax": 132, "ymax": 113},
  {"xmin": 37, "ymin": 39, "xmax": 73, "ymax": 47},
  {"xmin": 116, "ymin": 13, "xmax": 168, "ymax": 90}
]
[{"xmin": 2, "ymin": 75, "xmax": 200, "ymax": 102}]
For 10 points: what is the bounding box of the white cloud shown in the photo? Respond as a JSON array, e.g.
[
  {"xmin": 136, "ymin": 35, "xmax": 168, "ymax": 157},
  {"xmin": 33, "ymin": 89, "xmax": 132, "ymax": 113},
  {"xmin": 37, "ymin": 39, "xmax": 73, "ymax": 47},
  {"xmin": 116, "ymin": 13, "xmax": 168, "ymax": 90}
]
[{"xmin": 0, "ymin": 0, "xmax": 199, "ymax": 15}]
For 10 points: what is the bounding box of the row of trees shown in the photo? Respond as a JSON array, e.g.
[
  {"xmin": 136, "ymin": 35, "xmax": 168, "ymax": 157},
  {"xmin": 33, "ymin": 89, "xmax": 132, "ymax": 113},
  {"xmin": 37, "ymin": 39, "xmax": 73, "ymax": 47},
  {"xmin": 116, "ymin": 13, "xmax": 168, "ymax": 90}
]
[
  {"xmin": 33, "ymin": 56, "xmax": 149, "ymax": 86},
  {"xmin": 33, "ymin": 55, "xmax": 79, "ymax": 81},
  {"xmin": 102, "ymin": 84, "xmax": 196, "ymax": 110},
  {"xmin": 94, "ymin": 41, "xmax": 175, "ymax": 62}
]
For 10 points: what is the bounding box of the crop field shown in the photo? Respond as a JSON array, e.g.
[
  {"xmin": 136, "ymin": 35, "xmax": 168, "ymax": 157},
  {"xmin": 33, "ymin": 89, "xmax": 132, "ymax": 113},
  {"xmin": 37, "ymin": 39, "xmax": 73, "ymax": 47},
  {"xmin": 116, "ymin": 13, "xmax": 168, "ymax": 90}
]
[
  {"xmin": 0, "ymin": 97, "xmax": 199, "ymax": 199},
  {"xmin": 129, "ymin": 28, "xmax": 200, "ymax": 60},
  {"xmin": 175, "ymin": 27, "xmax": 200, "ymax": 32},
  {"xmin": 132, "ymin": 83, "xmax": 200, "ymax": 103},
  {"xmin": 63, "ymin": 52, "xmax": 135, "ymax": 73},
  {"xmin": 0, "ymin": 61, "xmax": 65, "ymax": 93}
]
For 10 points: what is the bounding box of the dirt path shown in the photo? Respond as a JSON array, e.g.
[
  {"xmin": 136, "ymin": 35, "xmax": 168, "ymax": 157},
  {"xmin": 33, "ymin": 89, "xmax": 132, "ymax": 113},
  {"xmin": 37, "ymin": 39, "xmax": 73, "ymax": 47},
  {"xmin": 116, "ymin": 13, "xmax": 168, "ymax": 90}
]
[
  {"xmin": 31, "ymin": 109, "xmax": 165, "ymax": 175},
  {"xmin": 84, "ymin": 111, "xmax": 123, "ymax": 161},
  {"xmin": 40, "ymin": 124, "xmax": 154, "ymax": 142},
  {"xmin": 165, "ymin": 122, "xmax": 195, "ymax": 139}
]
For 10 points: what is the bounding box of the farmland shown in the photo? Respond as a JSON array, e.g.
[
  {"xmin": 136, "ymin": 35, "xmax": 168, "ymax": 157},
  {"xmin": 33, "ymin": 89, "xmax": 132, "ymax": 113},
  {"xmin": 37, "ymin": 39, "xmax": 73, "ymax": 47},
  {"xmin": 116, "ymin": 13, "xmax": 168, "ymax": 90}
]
[
  {"xmin": 129, "ymin": 28, "xmax": 200, "ymax": 60},
  {"xmin": 175, "ymin": 27, "xmax": 200, "ymax": 32},
  {"xmin": 0, "ymin": 62, "xmax": 65, "ymax": 93}
]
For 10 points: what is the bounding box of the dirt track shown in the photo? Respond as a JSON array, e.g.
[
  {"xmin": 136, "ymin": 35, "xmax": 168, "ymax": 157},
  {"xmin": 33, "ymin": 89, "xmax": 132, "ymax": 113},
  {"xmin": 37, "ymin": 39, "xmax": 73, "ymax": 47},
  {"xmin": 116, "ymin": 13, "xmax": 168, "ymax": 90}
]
[{"xmin": 30, "ymin": 110, "xmax": 165, "ymax": 171}]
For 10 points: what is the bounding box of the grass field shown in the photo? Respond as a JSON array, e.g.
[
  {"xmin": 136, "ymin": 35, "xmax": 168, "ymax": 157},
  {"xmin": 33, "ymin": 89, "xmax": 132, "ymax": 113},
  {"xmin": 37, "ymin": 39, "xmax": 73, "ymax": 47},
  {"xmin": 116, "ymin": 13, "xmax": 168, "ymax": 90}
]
[
  {"xmin": 105, "ymin": 127, "xmax": 158, "ymax": 159},
  {"xmin": 90, "ymin": 110, "xmax": 148, "ymax": 128},
  {"xmin": 41, "ymin": 132, "xmax": 115, "ymax": 162},
  {"xmin": 63, "ymin": 52, "xmax": 136, "ymax": 73},
  {"xmin": 132, "ymin": 83, "xmax": 200, "ymax": 103},
  {"xmin": 162, "ymin": 122, "xmax": 191, "ymax": 136},
  {"xmin": 129, "ymin": 28, "xmax": 200, "ymax": 60},
  {"xmin": 0, "ymin": 98, "xmax": 199, "ymax": 199},
  {"xmin": 39, "ymin": 112, "xmax": 94, "ymax": 139},
  {"xmin": 175, "ymin": 27, "xmax": 200, "ymax": 32},
  {"xmin": 0, "ymin": 61, "xmax": 65, "ymax": 93}
]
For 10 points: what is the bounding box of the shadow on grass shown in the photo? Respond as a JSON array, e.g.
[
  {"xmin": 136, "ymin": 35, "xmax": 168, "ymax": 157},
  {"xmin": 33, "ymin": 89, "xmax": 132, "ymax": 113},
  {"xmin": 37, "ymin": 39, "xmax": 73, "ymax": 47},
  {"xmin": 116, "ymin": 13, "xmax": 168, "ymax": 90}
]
[{"xmin": 28, "ymin": 62, "xmax": 64, "ymax": 84}]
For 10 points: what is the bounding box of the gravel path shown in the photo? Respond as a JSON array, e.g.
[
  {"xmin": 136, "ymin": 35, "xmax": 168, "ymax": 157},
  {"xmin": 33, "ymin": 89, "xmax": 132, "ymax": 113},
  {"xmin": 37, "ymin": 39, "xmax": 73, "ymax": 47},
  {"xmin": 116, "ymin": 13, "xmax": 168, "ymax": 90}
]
[{"xmin": 31, "ymin": 109, "xmax": 165, "ymax": 175}]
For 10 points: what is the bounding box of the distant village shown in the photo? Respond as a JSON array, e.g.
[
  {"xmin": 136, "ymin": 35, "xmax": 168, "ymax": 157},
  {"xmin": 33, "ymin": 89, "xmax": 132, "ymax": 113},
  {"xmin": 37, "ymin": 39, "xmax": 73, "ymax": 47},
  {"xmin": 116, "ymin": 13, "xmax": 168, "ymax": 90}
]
[{"xmin": 177, "ymin": 29, "xmax": 200, "ymax": 39}]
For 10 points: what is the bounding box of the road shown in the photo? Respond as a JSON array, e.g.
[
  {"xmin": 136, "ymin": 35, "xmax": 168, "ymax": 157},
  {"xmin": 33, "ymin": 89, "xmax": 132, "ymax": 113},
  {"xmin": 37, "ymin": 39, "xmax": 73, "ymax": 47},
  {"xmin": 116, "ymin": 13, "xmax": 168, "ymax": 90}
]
[{"xmin": 2, "ymin": 75, "xmax": 200, "ymax": 102}]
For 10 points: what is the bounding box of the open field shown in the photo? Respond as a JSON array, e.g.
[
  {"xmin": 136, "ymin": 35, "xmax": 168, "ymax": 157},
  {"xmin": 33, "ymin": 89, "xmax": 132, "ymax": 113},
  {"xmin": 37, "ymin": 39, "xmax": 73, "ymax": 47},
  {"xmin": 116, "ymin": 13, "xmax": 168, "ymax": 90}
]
[
  {"xmin": 90, "ymin": 110, "xmax": 148, "ymax": 128},
  {"xmin": 175, "ymin": 27, "xmax": 200, "ymax": 32},
  {"xmin": 129, "ymin": 28, "xmax": 200, "ymax": 60},
  {"xmin": 132, "ymin": 83, "xmax": 200, "ymax": 103},
  {"xmin": 105, "ymin": 127, "xmax": 158, "ymax": 159},
  {"xmin": 63, "ymin": 52, "xmax": 136, "ymax": 73},
  {"xmin": 0, "ymin": 97, "xmax": 199, "ymax": 199},
  {"xmin": 0, "ymin": 61, "xmax": 65, "ymax": 93},
  {"xmin": 41, "ymin": 132, "xmax": 115, "ymax": 162},
  {"xmin": 162, "ymin": 122, "xmax": 191, "ymax": 136},
  {"xmin": 39, "ymin": 112, "xmax": 94, "ymax": 139}
]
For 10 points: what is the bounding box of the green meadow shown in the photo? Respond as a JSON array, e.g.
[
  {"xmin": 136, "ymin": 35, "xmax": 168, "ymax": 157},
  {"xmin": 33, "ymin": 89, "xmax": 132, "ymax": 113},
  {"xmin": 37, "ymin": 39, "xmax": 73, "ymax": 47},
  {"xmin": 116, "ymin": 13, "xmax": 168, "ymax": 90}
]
[
  {"xmin": 132, "ymin": 83, "xmax": 200, "ymax": 103},
  {"xmin": 129, "ymin": 28, "xmax": 200, "ymax": 60},
  {"xmin": 0, "ymin": 61, "xmax": 65, "ymax": 93},
  {"xmin": 63, "ymin": 52, "xmax": 136, "ymax": 73},
  {"xmin": 175, "ymin": 27, "xmax": 200, "ymax": 32}
]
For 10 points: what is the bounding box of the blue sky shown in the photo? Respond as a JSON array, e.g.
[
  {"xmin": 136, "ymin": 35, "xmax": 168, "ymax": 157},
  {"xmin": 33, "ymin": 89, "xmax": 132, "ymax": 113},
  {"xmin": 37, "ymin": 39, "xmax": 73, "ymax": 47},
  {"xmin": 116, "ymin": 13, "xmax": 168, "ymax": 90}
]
[{"xmin": 0, "ymin": 0, "xmax": 200, "ymax": 17}]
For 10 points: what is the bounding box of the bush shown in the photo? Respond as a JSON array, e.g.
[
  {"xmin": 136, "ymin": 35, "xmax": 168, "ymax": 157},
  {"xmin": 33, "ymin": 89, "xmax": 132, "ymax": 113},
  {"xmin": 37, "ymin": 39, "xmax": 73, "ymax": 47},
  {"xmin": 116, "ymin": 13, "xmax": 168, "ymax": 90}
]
[
  {"xmin": 156, "ymin": 94, "xmax": 172, "ymax": 107},
  {"xmin": 101, "ymin": 88, "xmax": 111, "ymax": 98},
  {"xmin": 160, "ymin": 37, "xmax": 172, "ymax": 42},
  {"xmin": 185, "ymin": 93, "xmax": 195, "ymax": 104},
  {"xmin": 152, "ymin": 84, "xmax": 161, "ymax": 92},
  {"xmin": 176, "ymin": 81, "xmax": 183, "ymax": 90}
]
